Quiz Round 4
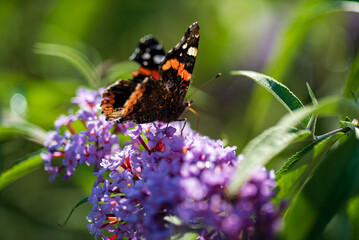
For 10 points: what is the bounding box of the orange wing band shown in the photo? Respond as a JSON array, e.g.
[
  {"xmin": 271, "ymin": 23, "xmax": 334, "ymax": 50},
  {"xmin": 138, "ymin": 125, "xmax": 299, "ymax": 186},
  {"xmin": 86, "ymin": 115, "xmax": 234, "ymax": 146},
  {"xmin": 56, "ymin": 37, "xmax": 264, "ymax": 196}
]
[
  {"xmin": 132, "ymin": 67, "xmax": 161, "ymax": 80},
  {"xmin": 162, "ymin": 59, "xmax": 192, "ymax": 82}
]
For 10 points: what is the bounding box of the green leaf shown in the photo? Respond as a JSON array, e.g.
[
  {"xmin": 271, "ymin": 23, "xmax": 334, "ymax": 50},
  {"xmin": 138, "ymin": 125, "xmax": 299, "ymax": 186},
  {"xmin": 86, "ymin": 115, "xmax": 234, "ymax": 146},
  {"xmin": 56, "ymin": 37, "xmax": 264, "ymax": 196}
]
[
  {"xmin": 231, "ymin": 71, "xmax": 306, "ymax": 126},
  {"xmin": 34, "ymin": 43, "xmax": 100, "ymax": 88},
  {"xmin": 306, "ymin": 82, "xmax": 318, "ymax": 106},
  {"xmin": 279, "ymin": 97, "xmax": 359, "ymax": 128},
  {"xmin": 313, "ymin": 133, "xmax": 344, "ymax": 160},
  {"xmin": 282, "ymin": 129, "xmax": 359, "ymax": 239},
  {"xmin": 228, "ymin": 127, "xmax": 310, "ymax": 196},
  {"xmin": 347, "ymin": 195, "xmax": 359, "ymax": 238},
  {"xmin": 273, "ymin": 165, "xmax": 307, "ymax": 208},
  {"xmin": 0, "ymin": 151, "xmax": 43, "ymax": 190},
  {"xmin": 344, "ymin": 41, "xmax": 359, "ymax": 99},
  {"xmin": 275, "ymin": 140, "xmax": 319, "ymax": 181},
  {"xmin": 273, "ymin": 132, "xmax": 344, "ymax": 208},
  {"xmin": 306, "ymin": 82, "xmax": 318, "ymax": 133},
  {"xmin": 0, "ymin": 114, "xmax": 47, "ymax": 144},
  {"xmin": 351, "ymin": 91, "xmax": 359, "ymax": 106},
  {"xmin": 228, "ymin": 96, "xmax": 359, "ymax": 195}
]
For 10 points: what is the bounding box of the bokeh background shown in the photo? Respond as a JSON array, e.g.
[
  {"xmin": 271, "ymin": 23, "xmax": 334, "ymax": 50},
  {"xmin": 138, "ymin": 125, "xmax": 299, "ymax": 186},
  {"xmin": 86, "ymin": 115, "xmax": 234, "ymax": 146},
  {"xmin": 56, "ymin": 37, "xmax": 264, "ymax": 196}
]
[{"xmin": 1, "ymin": 0, "xmax": 358, "ymax": 239}]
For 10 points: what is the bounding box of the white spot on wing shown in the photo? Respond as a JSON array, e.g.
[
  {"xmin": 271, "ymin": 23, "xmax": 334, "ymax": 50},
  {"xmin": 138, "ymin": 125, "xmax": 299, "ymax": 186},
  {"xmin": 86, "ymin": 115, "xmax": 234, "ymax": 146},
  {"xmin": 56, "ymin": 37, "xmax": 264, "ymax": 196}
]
[
  {"xmin": 143, "ymin": 61, "xmax": 148, "ymax": 66},
  {"xmin": 155, "ymin": 44, "xmax": 162, "ymax": 50},
  {"xmin": 153, "ymin": 55, "xmax": 165, "ymax": 64},
  {"xmin": 142, "ymin": 52, "xmax": 151, "ymax": 59},
  {"xmin": 187, "ymin": 47, "xmax": 197, "ymax": 57},
  {"xmin": 182, "ymin": 43, "xmax": 187, "ymax": 49}
]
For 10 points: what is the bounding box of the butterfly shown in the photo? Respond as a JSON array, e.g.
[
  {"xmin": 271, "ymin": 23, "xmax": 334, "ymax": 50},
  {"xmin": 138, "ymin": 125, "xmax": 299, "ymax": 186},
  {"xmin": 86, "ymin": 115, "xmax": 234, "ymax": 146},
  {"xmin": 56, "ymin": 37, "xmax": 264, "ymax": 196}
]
[{"xmin": 101, "ymin": 22, "xmax": 199, "ymax": 123}]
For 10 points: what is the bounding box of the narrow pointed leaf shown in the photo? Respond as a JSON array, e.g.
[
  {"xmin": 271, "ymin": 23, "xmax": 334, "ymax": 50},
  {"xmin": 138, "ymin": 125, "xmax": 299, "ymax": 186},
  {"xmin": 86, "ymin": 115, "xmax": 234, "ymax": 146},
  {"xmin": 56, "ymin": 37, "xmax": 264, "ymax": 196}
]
[
  {"xmin": 0, "ymin": 151, "xmax": 43, "ymax": 190},
  {"xmin": 306, "ymin": 82, "xmax": 318, "ymax": 106},
  {"xmin": 306, "ymin": 82, "xmax": 318, "ymax": 132},
  {"xmin": 231, "ymin": 71, "xmax": 305, "ymax": 114},
  {"xmin": 34, "ymin": 43, "xmax": 100, "ymax": 88}
]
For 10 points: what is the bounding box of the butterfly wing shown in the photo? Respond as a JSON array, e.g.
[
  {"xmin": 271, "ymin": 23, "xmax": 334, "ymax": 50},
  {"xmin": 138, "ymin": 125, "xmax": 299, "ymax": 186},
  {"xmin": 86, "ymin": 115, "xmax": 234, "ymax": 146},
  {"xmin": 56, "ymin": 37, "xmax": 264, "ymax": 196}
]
[
  {"xmin": 102, "ymin": 77, "xmax": 182, "ymax": 123},
  {"xmin": 159, "ymin": 22, "xmax": 200, "ymax": 95},
  {"xmin": 130, "ymin": 35, "xmax": 166, "ymax": 71},
  {"xmin": 101, "ymin": 80, "xmax": 137, "ymax": 121}
]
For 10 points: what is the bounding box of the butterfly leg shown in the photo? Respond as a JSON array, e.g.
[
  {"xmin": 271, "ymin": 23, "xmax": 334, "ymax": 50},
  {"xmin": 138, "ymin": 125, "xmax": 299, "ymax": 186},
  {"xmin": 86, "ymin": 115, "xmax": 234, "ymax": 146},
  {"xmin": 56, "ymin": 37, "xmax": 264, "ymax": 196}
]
[
  {"xmin": 181, "ymin": 119, "xmax": 187, "ymax": 136},
  {"xmin": 174, "ymin": 118, "xmax": 187, "ymax": 136}
]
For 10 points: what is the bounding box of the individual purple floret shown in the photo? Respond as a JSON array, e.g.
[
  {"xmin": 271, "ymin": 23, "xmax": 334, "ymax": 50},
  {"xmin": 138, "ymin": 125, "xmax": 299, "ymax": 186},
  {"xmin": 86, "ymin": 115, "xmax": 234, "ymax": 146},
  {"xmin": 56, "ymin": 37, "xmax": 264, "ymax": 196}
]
[
  {"xmin": 87, "ymin": 122, "xmax": 282, "ymax": 240},
  {"xmin": 41, "ymin": 88, "xmax": 133, "ymax": 181},
  {"xmin": 71, "ymin": 88, "xmax": 104, "ymax": 112}
]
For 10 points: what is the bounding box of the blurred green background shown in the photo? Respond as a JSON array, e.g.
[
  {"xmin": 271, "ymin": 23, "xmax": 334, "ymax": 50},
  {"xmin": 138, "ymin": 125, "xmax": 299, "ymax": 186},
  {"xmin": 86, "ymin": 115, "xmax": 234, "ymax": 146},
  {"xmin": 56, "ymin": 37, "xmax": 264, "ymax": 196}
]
[{"xmin": 1, "ymin": 0, "xmax": 358, "ymax": 239}]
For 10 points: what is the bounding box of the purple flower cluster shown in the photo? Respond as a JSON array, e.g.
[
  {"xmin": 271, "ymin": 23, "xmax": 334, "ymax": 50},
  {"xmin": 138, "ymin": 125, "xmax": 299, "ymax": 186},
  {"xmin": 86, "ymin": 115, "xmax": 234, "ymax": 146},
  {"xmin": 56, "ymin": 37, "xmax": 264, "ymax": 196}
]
[
  {"xmin": 41, "ymin": 88, "xmax": 282, "ymax": 239},
  {"xmin": 87, "ymin": 122, "xmax": 282, "ymax": 240},
  {"xmin": 41, "ymin": 88, "xmax": 134, "ymax": 181}
]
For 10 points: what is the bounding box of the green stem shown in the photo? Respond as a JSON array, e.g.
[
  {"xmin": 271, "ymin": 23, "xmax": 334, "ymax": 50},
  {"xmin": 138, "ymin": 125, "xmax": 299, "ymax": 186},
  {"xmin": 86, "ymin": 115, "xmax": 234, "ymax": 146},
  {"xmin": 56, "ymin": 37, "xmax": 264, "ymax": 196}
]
[{"xmin": 314, "ymin": 127, "xmax": 351, "ymax": 141}]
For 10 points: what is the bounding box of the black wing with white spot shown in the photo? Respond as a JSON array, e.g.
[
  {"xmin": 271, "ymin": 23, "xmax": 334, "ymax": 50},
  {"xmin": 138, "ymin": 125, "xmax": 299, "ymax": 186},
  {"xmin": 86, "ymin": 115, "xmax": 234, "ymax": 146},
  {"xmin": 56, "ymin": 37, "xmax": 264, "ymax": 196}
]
[{"xmin": 129, "ymin": 35, "xmax": 166, "ymax": 70}]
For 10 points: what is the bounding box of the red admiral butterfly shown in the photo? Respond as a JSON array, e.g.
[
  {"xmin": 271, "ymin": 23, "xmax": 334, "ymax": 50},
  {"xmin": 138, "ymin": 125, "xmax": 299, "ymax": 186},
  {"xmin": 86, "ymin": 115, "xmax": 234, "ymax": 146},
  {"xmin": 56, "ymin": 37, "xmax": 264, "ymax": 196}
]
[{"xmin": 101, "ymin": 22, "xmax": 199, "ymax": 123}]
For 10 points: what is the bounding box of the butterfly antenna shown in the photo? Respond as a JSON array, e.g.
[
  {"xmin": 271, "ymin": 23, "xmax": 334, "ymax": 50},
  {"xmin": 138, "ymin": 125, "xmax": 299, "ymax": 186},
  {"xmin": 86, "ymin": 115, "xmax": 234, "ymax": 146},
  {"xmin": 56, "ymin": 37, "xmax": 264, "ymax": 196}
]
[{"xmin": 186, "ymin": 73, "xmax": 221, "ymax": 100}]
